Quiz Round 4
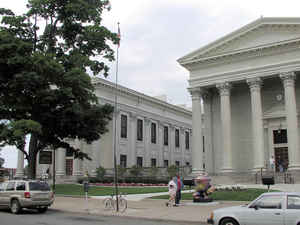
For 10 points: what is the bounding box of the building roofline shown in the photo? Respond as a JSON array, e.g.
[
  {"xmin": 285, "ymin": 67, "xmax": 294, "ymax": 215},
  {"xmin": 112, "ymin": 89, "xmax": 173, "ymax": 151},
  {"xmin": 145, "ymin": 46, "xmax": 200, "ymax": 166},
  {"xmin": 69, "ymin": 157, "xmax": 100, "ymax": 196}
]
[{"xmin": 91, "ymin": 77, "xmax": 192, "ymax": 116}]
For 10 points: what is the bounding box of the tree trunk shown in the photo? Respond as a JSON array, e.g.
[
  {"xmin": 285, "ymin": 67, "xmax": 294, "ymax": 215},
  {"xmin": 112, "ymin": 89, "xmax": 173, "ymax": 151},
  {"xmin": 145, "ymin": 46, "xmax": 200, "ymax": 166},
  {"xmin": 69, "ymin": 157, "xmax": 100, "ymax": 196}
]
[{"xmin": 28, "ymin": 134, "xmax": 38, "ymax": 179}]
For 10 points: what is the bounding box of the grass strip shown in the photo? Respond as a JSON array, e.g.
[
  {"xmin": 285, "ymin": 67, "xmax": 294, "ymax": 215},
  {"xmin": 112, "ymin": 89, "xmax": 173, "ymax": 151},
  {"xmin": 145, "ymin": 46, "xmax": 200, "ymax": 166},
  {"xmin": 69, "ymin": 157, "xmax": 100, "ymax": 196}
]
[{"xmin": 151, "ymin": 188, "xmax": 278, "ymax": 202}]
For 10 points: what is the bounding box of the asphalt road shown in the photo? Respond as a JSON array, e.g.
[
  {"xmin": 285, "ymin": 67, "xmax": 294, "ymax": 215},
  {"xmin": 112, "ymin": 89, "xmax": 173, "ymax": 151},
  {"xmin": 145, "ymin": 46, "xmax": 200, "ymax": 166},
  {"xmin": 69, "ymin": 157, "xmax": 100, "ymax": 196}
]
[{"xmin": 0, "ymin": 209, "xmax": 204, "ymax": 225}]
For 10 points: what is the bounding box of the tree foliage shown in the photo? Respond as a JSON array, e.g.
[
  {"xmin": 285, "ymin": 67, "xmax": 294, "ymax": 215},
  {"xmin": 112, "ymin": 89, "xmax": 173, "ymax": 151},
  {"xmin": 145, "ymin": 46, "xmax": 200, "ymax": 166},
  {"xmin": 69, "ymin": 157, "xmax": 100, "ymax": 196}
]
[{"xmin": 0, "ymin": 0, "xmax": 118, "ymax": 178}]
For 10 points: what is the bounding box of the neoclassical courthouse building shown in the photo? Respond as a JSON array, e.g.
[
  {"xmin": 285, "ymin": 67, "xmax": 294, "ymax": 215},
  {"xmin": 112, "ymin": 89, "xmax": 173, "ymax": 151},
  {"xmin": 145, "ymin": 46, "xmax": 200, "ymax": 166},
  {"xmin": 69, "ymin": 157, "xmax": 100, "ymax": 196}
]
[
  {"xmin": 15, "ymin": 77, "xmax": 193, "ymax": 178},
  {"xmin": 178, "ymin": 17, "xmax": 300, "ymax": 179}
]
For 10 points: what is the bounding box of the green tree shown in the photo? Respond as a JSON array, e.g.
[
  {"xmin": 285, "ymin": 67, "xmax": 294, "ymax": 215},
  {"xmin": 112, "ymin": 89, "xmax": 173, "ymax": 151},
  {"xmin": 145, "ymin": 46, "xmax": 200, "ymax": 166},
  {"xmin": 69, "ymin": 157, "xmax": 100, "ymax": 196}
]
[{"xmin": 0, "ymin": 0, "xmax": 118, "ymax": 178}]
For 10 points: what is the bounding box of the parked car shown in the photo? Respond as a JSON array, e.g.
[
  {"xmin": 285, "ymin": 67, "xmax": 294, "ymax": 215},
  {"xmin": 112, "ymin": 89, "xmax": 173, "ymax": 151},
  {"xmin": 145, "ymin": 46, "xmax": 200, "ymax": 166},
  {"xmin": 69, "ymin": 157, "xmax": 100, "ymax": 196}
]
[
  {"xmin": 0, "ymin": 180, "xmax": 54, "ymax": 214},
  {"xmin": 207, "ymin": 192, "xmax": 300, "ymax": 225}
]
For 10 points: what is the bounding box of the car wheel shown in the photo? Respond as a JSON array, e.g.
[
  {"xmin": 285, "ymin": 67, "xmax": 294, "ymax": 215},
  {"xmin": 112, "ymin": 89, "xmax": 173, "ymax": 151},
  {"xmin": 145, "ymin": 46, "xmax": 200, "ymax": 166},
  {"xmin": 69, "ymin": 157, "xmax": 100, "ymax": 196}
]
[
  {"xmin": 10, "ymin": 199, "xmax": 21, "ymax": 214},
  {"xmin": 220, "ymin": 218, "xmax": 239, "ymax": 225},
  {"xmin": 37, "ymin": 207, "xmax": 48, "ymax": 213}
]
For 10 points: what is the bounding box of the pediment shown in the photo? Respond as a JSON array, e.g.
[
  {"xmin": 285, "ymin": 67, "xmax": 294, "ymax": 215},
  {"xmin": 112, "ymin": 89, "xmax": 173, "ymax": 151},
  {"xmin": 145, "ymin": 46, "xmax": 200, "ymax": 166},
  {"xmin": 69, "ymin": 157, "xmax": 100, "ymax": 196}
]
[{"xmin": 178, "ymin": 17, "xmax": 300, "ymax": 64}]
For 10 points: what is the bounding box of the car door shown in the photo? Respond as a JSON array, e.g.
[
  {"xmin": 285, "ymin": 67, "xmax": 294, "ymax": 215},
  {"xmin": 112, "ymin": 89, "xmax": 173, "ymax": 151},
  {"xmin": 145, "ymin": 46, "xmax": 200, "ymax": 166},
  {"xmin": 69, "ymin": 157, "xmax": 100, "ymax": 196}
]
[
  {"xmin": 285, "ymin": 195, "xmax": 300, "ymax": 225},
  {"xmin": 0, "ymin": 182, "xmax": 7, "ymax": 206},
  {"xmin": 242, "ymin": 195, "xmax": 285, "ymax": 225}
]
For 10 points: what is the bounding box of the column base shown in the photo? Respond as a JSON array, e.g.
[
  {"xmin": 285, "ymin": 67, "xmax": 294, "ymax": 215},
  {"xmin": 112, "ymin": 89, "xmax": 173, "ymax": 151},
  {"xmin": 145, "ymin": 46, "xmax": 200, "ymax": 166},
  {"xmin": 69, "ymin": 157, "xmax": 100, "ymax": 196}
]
[
  {"xmin": 15, "ymin": 172, "xmax": 24, "ymax": 178},
  {"xmin": 191, "ymin": 168, "xmax": 205, "ymax": 176},
  {"xmin": 56, "ymin": 170, "xmax": 65, "ymax": 177},
  {"xmin": 288, "ymin": 164, "xmax": 300, "ymax": 171},
  {"xmin": 221, "ymin": 168, "xmax": 234, "ymax": 173},
  {"xmin": 252, "ymin": 166, "xmax": 266, "ymax": 173}
]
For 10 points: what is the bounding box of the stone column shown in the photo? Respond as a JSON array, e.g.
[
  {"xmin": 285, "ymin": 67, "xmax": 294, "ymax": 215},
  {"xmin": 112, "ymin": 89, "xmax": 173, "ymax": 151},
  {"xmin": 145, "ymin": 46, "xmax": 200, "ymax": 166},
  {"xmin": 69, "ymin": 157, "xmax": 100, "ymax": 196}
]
[
  {"xmin": 158, "ymin": 122, "xmax": 164, "ymax": 167},
  {"xmin": 180, "ymin": 128, "xmax": 185, "ymax": 165},
  {"xmin": 247, "ymin": 78, "xmax": 265, "ymax": 171},
  {"xmin": 169, "ymin": 125, "xmax": 175, "ymax": 165},
  {"xmin": 144, "ymin": 118, "xmax": 151, "ymax": 167},
  {"xmin": 216, "ymin": 82, "xmax": 233, "ymax": 172},
  {"xmin": 73, "ymin": 139, "xmax": 83, "ymax": 177},
  {"xmin": 56, "ymin": 148, "xmax": 66, "ymax": 177},
  {"xmin": 15, "ymin": 151, "xmax": 24, "ymax": 178},
  {"xmin": 188, "ymin": 87, "xmax": 204, "ymax": 174},
  {"xmin": 130, "ymin": 113, "xmax": 137, "ymax": 166},
  {"xmin": 280, "ymin": 72, "xmax": 300, "ymax": 170}
]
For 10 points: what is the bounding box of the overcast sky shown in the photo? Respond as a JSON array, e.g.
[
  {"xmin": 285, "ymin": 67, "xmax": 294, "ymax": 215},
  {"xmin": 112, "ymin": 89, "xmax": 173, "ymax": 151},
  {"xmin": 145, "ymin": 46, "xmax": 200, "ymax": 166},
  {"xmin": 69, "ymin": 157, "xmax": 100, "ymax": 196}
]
[{"xmin": 2, "ymin": 0, "xmax": 300, "ymax": 168}]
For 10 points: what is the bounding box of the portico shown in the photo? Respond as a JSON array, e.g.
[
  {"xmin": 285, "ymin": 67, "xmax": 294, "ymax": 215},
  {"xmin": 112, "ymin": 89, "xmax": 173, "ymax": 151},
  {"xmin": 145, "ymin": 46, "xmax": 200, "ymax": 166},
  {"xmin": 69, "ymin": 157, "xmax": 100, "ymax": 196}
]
[{"xmin": 179, "ymin": 17, "xmax": 300, "ymax": 177}]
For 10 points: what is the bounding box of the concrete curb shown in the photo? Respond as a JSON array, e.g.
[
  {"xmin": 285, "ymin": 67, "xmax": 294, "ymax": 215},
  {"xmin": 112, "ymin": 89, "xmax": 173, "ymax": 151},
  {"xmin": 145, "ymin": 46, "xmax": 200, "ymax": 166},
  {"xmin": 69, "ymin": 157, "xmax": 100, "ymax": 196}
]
[{"xmin": 50, "ymin": 208, "xmax": 207, "ymax": 224}]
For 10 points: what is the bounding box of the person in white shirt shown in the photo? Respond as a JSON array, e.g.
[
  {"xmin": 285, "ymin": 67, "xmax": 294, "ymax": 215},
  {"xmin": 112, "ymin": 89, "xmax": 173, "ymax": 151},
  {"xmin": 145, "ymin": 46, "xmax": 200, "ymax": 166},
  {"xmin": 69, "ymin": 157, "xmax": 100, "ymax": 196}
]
[{"xmin": 166, "ymin": 179, "xmax": 177, "ymax": 206}]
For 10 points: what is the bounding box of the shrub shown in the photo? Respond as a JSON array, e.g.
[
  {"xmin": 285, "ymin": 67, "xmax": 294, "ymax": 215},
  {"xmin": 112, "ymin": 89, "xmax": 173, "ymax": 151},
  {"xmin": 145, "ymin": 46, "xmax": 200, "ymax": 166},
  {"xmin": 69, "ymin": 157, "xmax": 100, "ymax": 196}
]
[
  {"xmin": 167, "ymin": 165, "xmax": 178, "ymax": 179},
  {"xmin": 129, "ymin": 165, "xmax": 143, "ymax": 177},
  {"xmin": 149, "ymin": 167, "xmax": 159, "ymax": 178},
  {"xmin": 96, "ymin": 166, "xmax": 106, "ymax": 180}
]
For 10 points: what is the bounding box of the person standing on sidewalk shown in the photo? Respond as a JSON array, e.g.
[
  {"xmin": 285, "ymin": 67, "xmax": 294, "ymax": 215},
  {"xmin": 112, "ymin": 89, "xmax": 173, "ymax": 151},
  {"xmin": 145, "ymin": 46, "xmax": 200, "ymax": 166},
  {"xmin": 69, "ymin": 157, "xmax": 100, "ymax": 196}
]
[{"xmin": 174, "ymin": 175, "xmax": 184, "ymax": 206}]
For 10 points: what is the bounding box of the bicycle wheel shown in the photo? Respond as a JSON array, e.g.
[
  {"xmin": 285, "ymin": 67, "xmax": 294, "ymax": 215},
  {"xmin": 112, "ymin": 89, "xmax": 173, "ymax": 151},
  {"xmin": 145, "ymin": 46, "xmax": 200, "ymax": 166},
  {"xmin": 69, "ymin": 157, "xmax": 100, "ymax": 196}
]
[
  {"xmin": 118, "ymin": 197, "xmax": 127, "ymax": 212},
  {"xmin": 103, "ymin": 198, "xmax": 114, "ymax": 210}
]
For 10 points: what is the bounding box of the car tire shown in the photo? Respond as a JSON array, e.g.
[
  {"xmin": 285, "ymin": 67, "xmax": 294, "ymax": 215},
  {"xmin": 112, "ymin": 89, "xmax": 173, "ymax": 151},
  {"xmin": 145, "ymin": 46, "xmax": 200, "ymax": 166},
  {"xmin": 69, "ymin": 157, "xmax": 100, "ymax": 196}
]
[
  {"xmin": 37, "ymin": 207, "xmax": 48, "ymax": 213},
  {"xmin": 220, "ymin": 218, "xmax": 239, "ymax": 225},
  {"xmin": 10, "ymin": 199, "xmax": 21, "ymax": 214}
]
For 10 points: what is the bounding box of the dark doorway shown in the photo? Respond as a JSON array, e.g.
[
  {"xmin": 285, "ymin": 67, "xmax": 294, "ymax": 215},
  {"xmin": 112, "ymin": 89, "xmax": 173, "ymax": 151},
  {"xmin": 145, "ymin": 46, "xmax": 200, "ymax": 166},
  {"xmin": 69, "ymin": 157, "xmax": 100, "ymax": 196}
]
[{"xmin": 274, "ymin": 147, "xmax": 288, "ymax": 172}]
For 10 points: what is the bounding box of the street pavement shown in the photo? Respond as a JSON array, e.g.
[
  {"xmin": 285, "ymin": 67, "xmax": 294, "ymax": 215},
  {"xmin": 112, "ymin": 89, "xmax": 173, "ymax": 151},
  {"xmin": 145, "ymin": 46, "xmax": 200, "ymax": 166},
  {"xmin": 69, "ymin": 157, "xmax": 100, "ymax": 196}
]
[{"xmin": 0, "ymin": 209, "xmax": 198, "ymax": 225}]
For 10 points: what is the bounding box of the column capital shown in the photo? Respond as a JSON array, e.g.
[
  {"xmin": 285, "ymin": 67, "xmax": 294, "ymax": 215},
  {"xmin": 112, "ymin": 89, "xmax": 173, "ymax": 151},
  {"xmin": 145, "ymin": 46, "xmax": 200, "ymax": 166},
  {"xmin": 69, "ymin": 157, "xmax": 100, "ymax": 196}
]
[
  {"xmin": 216, "ymin": 82, "xmax": 232, "ymax": 96},
  {"xmin": 247, "ymin": 77, "xmax": 263, "ymax": 92},
  {"xmin": 280, "ymin": 71, "xmax": 296, "ymax": 88},
  {"xmin": 188, "ymin": 87, "xmax": 202, "ymax": 100},
  {"xmin": 129, "ymin": 112, "xmax": 137, "ymax": 120},
  {"xmin": 144, "ymin": 117, "xmax": 151, "ymax": 125}
]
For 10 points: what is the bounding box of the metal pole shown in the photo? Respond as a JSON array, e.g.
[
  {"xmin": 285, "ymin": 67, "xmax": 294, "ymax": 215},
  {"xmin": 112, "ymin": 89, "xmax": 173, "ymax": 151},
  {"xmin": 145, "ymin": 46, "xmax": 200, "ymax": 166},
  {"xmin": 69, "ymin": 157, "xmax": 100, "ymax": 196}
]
[{"xmin": 113, "ymin": 22, "xmax": 120, "ymax": 212}]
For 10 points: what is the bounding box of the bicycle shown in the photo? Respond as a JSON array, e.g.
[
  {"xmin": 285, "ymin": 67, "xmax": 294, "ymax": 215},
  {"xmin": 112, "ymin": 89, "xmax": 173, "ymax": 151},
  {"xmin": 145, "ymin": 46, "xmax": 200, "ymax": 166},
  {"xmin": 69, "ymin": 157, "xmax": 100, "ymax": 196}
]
[{"xmin": 103, "ymin": 192, "xmax": 127, "ymax": 212}]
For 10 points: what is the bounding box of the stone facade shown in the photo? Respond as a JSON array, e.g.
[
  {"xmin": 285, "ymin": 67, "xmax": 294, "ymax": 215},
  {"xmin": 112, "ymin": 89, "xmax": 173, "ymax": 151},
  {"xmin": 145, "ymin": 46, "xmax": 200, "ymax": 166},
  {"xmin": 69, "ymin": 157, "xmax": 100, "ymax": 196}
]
[
  {"xmin": 19, "ymin": 77, "xmax": 193, "ymax": 179},
  {"xmin": 178, "ymin": 17, "xmax": 300, "ymax": 179}
]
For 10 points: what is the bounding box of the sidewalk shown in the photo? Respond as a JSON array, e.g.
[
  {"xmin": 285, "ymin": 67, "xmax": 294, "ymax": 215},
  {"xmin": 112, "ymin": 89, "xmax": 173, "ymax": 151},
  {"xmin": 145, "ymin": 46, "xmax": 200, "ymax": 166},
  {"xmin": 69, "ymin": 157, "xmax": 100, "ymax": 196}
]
[
  {"xmin": 52, "ymin": 196, "xmax": 245, "ymax": 223},
  {"xmin": 51, "ymin": 183, "xmax": 299, "ymax": 223}
]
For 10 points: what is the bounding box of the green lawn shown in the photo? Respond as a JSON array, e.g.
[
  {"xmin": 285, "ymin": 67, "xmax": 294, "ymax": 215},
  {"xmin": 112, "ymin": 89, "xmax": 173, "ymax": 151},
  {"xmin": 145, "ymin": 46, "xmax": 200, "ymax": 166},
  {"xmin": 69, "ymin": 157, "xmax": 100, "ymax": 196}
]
[
  {"xmin": 54, "ymin": 184, "xmax": 168, "ymax": 196},
  {"xmin": 152, "ymin": 188, "xmax": 277, "ymax": 202}
]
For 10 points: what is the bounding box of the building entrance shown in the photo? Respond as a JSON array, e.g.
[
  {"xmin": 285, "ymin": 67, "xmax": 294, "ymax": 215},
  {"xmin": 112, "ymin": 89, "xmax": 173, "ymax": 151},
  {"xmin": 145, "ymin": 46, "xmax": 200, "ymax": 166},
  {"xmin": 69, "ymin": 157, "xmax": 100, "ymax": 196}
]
[{"xmin": 274, "ymin": 147, "xmax": 288, "ymax": 172}]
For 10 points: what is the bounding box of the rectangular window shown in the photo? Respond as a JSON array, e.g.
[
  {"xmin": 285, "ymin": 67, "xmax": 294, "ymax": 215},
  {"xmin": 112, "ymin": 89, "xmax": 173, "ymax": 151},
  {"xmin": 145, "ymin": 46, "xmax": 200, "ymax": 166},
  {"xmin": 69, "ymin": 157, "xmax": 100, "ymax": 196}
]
[
  {"xmin": 121, "ymin": 114, "xmax": 127, "ymax": 138},
  {"xmin": 120, "ymin": 154, "xmax": 127, "ymax": 168},
  {"xmin": 137, "ymin": 119, "xmax": 143, "ymax": 141},
  {"xmin": 137, "ymin": 157, "xmax": 143, "ymax": 168},
  {"xmin": 16, "ymin": 182, "xmax": 26, "ymax": 191},
  {"xmin": 151, "ymin": 123, "xmax": 157, "ymax": 144},
  {"xmin": 185, "ymin": 131, "xmax": 190, "ymax": 149},
  {"xmin": 273, "ymin": 130, "xmax": 287, "ymax": 144},
  {"xmin": 164, "ymin": 160, "xmax": 169, "ymax": 168},
  {"xmin": 287, "ymin": 195, "xmax": 300, "ymax": 209},
  {"xmin": 164, "ymin": 126, "xmax": 168, "ymax": 146},
  {"xmin": 66, "ymin": 149, "xmax": 74, "ymax": 157},
  {"xmin": 175, "ymin": 161, "xmax": 180, "ymax": 167},
  {"xmin": 186, "ymin": 162, "xmax": 190, "ymax": 166},
  {"xmin": 151, "ymin": 158, "xmax": 157, "ymax": 167},
  {"xmin": 6, "ymin": 182, "xmax": 15, "ymax": 191},
  {"xmin": 175, "ymin": 129, "xmax": 180, "ymax": 148}
]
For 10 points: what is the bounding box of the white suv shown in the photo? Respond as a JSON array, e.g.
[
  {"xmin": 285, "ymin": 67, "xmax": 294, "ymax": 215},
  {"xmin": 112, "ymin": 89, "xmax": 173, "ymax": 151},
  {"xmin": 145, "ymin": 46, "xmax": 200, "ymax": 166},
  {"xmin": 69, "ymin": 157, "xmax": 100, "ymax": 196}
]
[{"xmin": 0, "ymin": 180, "xmax": 54, "ymax": 214}]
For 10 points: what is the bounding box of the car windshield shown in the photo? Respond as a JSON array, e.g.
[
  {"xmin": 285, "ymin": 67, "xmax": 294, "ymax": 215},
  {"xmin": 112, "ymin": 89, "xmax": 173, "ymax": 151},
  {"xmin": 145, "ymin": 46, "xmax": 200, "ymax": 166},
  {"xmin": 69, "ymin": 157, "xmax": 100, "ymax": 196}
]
[{"xmin": 29, "ymin": 182, "xmax": 50, "ymax": 191}]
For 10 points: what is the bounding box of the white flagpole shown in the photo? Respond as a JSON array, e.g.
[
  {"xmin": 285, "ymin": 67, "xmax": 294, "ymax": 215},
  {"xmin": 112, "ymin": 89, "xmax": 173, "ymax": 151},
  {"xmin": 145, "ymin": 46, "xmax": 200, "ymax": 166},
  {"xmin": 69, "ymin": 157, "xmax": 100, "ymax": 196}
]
[{"xmin": 113, "ymin": 22, "xmax": 120, "ymax": 212}]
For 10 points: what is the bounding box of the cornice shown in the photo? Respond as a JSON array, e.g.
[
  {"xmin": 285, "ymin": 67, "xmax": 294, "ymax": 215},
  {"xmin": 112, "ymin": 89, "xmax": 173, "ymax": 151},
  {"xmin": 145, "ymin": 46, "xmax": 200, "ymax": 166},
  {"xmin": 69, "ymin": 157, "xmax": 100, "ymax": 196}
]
[
  {"xmin": 188, "ymin": 58, "xmax": 300, "ymax": 88},
  {"xmin": 182, "ymin": 38, "xmax": 300, "ymax": 69},
  {"xmin": 92, "ymin": 77, "xmax": 192, "ymax": 116}
]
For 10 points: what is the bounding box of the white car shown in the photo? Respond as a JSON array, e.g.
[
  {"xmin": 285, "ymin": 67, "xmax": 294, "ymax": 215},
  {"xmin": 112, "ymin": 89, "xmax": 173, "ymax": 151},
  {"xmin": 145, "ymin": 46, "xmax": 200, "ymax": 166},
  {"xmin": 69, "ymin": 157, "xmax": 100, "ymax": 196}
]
[{"xmin": 207, "ymin": 192, "xmax": 300, "ymax": 225}]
